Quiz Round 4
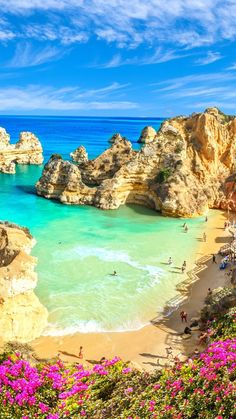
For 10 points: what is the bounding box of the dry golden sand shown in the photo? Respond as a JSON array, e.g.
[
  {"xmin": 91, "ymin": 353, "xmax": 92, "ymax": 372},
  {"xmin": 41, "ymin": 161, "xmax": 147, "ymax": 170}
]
[{"xmin": 31, "ymin": 210, "xmax": 232, "ymax": 370}]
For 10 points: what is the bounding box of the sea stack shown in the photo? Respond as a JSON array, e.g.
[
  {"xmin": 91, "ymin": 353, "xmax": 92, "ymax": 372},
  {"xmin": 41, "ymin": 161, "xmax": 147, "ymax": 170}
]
[
  {"xmin": 36, "ymin": 108, "xmax": 236, "ymax": 218},
  {"xmin": 0, "ymin": 129, "xmax": 44, "ymax": 174},
  {"xmin": 70, "ymin": 145, "xmax": 88, "ymax": 164},
  {"xmin": 137, "ymin": 126, "xmax": 157, "ymax": 143},
  {"xmin": 0, "ymin": 222, "xmax": 48, "ymax": 342},
  {"xmin": 108, "ymin": 133, "xmax": 123, "ymax": 143}
]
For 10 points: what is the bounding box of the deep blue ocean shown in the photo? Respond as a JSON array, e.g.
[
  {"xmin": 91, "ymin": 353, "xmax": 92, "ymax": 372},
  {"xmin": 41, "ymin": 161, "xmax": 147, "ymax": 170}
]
[{"xmin": 0, "ymin": 115, "xmax": 164, "ymax": 160}]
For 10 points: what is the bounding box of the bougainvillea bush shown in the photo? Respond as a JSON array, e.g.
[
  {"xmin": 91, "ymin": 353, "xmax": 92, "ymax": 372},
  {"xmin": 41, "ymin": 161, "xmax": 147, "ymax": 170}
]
[{"xmin": 0, "ymin": 310, "xmax": 235, "ymax": 418}]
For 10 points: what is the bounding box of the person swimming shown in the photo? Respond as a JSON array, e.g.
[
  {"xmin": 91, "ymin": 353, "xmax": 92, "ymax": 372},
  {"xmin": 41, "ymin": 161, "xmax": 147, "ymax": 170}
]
[{"xmin": 111, "ymin": 270, "xmax": 117, "ymax": 276}]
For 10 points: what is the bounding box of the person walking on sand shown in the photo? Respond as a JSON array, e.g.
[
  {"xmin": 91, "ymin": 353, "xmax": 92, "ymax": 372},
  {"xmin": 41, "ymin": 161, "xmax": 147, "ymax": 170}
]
[
  {"xmin": 205, "ymin": 216, "xmax": 208, "ymax": 222},
  {"xmin": 212, "ymin": 254, "xmax": 217, "ymax": 263},
  {"xmin": 78, "ymin": 346, "xmax": 83, "ymax": 359},
  {"xmin": 181, "ymin": 264, "xmax": 186, "ymax": 273},
  {"xmin": 180, "ymin": 311, "xmax": 188, "ymax": 323},
  {"xmin": 168, "ymin": 257, "xmax": 173, "ymax": 265},
  {"xmin": 203, "ymin": 232, "xmax": 206, "ymax": 242}
]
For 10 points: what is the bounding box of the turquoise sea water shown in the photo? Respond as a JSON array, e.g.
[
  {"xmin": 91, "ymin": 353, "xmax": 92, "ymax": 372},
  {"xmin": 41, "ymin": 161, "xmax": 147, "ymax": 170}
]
[{"xmin": 0, "ymin": 116, "xmax": 208, "ymax": 334}]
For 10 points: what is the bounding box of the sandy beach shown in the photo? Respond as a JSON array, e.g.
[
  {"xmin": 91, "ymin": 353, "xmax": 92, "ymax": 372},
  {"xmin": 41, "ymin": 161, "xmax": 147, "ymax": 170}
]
[{"xmin": 30, "ymin": 209, "xmax": 233, "ymax": 370}]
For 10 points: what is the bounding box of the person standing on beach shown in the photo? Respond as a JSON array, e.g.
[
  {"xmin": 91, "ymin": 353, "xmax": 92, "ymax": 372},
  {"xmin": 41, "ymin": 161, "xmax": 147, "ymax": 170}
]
[
  {"xmin": 78, "ymin": 346, "xmax": 83, "ymax": 359},
  {"xmin": 203, "ymin": 232, "xmax": 206, "ymax": 242},
  {"xmin": 205, "ymin": 216, "xmax": 208, "ymax": 222},
  {"xmin": 212, "ymin": 254, "xmax": 217, "ymax": 263},
  {"xmin": 168, "ymin": 257, "xmax": 173, "ymax": 265},
  {"xmin": 180, "ymin": 311, "xmax": 188, "ymax": 323}
]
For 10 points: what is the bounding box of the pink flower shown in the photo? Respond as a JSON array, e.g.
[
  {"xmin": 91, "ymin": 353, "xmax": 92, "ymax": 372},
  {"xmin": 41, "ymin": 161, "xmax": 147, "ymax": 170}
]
[
  {"xmin": 122, "ymin": 367, "xmax": 132, "ymax": 374},
  {"xmin": 124, "ymin": 387, "xmax": 133, "ymax": 395},
  {"xmin": 39, "ymin": 402, "xmax": 49, "ymax": 413}
]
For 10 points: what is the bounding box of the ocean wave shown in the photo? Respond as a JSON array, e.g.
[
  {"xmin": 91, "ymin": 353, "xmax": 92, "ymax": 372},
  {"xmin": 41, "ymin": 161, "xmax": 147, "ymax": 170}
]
[
  {"xmin": 43, "ymin": 318, "xmax": 149, "ymax": 336},
  {"xmin": 53, "ymin": 246, "xmax": 164, "ymax": 279}
]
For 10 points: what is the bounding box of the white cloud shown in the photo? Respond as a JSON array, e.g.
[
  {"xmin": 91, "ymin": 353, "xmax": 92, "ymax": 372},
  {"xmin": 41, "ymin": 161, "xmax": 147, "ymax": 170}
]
[
  {"xmin": 153, "ymin": 71, "xmax": 236, "ymax": 105},
  {"xmin": 0, "ymin": 0, "xmax": 236, "ymax": 49},
  {"xmin": 195, "ymin": 51, "xmax": 223, "ymax": 65},
  {"xmin": 227, "ymin": 62, "xmax": 236, "ymax": 70},
  {"xmin": 0, "ymin": 84, "xmax": 138, "ymax": 112},
  {"xmin": 99, "ymin": 48, "xmax": 190, "ymax": 68},
  {"xmin": 7, "ymin": 43, "xmax": 64, "ymax": 68}
]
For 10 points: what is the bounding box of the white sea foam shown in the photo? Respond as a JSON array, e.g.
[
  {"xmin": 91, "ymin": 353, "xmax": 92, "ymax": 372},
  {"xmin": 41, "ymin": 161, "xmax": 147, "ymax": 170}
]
[
  {"xmin": 43, "ymin": 318, "xmax": 149, "ymax": 336},
  {"xmin": 53, "ymin": 246, "xmax": 163, "ymax": 280}
]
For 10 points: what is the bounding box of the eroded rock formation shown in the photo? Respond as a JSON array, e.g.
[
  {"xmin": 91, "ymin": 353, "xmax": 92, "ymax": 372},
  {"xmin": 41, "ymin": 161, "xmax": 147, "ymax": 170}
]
[
  {"xmin": 0, "ymin": 129, "xmax": 43, "ymax": 174},
  {"xmin": 0, "ymin": 222, "xmax": 48, "ymax": 342},
  {"xmin": 36, "ymin": 108, "xmax": 236, "ymax": 217},
  {"xmin": 108, "ymin": 133, "xmax": 123, "ymax": 143},
  {"xmin": 70, "ymin": 145, "xmax": 88, "ymax": 164},
  {"xmin": 138, "ymin": 126, "xmax": 157, "ymax": 143},
  {"xmin": 219, "ymin": 173, "xmax": 236, "ymax": 212}
]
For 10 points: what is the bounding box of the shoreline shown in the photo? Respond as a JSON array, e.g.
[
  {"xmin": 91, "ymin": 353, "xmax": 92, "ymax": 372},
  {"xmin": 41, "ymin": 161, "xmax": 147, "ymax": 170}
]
[{"xmin": 31, "ymin": 209, "xmax": 231, "ymax": 370}]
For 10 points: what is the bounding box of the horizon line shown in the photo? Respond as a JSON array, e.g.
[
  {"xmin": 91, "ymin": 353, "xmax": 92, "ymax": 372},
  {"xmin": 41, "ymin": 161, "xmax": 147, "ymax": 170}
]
[{"xmin": 0, "ymin": 114, "xmax": 167, "ymax": 120}]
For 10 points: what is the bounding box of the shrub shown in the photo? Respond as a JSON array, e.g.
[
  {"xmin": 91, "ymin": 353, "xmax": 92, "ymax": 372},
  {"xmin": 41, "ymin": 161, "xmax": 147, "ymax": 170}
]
[{"xmin": 157, "ymin": 168, "xmax": 171, "ymax": 183}]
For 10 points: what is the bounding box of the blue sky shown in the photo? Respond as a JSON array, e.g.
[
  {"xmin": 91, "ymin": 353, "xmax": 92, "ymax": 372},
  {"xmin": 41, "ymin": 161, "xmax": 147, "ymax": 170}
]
[{"xmin": 0, "ymin": 0, "xmax": 236, "ymax": 116}]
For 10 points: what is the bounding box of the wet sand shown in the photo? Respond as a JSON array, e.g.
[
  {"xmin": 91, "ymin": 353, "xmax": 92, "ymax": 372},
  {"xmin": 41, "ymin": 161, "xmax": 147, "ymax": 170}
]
[{"xmin": 31, "ymin": 210, "xmax": 232, "ymax": 370}]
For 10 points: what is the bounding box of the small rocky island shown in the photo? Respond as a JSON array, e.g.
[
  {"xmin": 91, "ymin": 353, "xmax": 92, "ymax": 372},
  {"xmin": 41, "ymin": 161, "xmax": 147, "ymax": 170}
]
[
  {"xmin": 0, "ymin": 128, "xmax": 43, "ymax": 174},
  {"xmin": 0, "ymin": 222, "xmax": 47, "ymax": 342},
  {"xmin": 36, "ymin": 108, "xmax": 236, "ymax": 217}
]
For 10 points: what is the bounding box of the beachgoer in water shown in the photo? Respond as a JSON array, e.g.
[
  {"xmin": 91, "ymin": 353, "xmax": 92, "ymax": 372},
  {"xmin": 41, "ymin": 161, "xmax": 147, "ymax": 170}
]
[
  {"xmin": 78, "ymin": 346, "xmax": 83, "ymax": 359},
  {"xmin": 203, "ymin": 232, "xmax": 206, "ymax": 242},
  {"xmin": 111, "ymin": 271, "xmax": 117, "ymax": 276},
  {"xmin": 182, "ymin": 223, "xmax": 186, "ymax": 228},
  {"xmin": 212, "ymin": 254, "xmax": 216, "ymax": 263},
  {"xmin": 184, "ymin": 225, "xmax": 188, "ymax": 232},
  {"xmin": 180, "ymin": 311, "xmax": 188, "ymax": 323},
  {"xmin": 168, "ymin": 257, "xmax": 173, "ymax": 265}
]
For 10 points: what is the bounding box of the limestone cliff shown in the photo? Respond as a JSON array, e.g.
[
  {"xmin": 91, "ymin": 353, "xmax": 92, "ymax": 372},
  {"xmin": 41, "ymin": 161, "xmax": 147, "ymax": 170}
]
[
  {"xmin": 0, "ymin": 129, "xmax": 43, "ymax": 174},
  {"xmin": 219, "ymin": 173, "xmax": 236, "ymax": 212},
  {"xmin": 108, "ymin": 133, "xmax": 123, "ymax": 143},
  {"xmin": 138, "ymin": 126, "xmax": 157, "ymax": 143},
  {"xmin": 36, "ymin": 108, "xmax": 236, "ymax": 217},
  {"xmin": 70, "ymin": 145, "xmax": 88, "ymax": 164},
  {"xmin": 0, "ymin": 222, "xmax": 48, "ymax": 342}
]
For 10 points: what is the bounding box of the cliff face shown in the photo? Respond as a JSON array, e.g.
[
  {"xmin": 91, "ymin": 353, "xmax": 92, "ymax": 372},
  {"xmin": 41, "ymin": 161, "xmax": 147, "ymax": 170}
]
[
  {"xmin": 0, "ymin": 129, "xmax": 43, "ymax": 174},
  {"xmin": 0, "ymin": 222, "xmax": 48, "ymax": 342},
  {"xmin": 70, "ymin": 145, "xmax": 88, "ymax": 164},
  {"xmin": 36, "ymin": 108, "xmax": 236, "ymax": 217},
  {"xmin": 220, "ymin": 173, "xmax": 236, "ymax": 212}
]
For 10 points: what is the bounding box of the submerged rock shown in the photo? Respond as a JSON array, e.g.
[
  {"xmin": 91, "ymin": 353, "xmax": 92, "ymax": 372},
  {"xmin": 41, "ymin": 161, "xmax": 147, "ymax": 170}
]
[
  {"xmin": 0, "ymin": 129, "xmax": 43, "ymax": 174},
  {"xmin": 0, "ymin": 222, "xmax": 48, "ymax": 342},
  {"xmin": 36, "ymin": 107, "xmax": 236, "ymax": 217},
  {"xmin": 70, "ymin": 145, "xmax": 88, "ymax": 164}
]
